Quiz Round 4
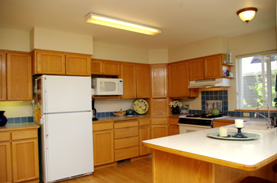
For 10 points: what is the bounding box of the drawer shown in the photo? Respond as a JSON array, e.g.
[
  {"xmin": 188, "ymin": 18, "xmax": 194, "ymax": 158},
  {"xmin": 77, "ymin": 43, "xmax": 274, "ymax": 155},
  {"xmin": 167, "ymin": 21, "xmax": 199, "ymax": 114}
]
[
  {"xmin": 114, "ymin": 120, "xmax": 138, "ymax": 129},
  {"xmin": 12, "ymin": 129, "xmax": 37, "ymax": 140},
  {"xmin": 114, "ymin": 137, "xmax": 139, "ymax": 149},
  {"xmin": 139, "ymin": 118, "xmax": 151, "ymax": 126},
  {"xmin": 169, "ymin": 117, "xmax": 179, "ymax": 125},
  {"xmin": 93, "ymin": 122, "xmax": 113, "ymax": 131},
  {"xmin": 114, "ymin": 127, "xmax": 138, "ymax": 139},
  {"xmin": 115, "ymin": 146, "xmax": 139, "ymax": 161},
  {"xmin": 151, "ymin": 118, "xmax": 168, "ymax": 125},
  {"xmin": 0, "ymin": 132, "xmax": 10, "ymax": 142}
]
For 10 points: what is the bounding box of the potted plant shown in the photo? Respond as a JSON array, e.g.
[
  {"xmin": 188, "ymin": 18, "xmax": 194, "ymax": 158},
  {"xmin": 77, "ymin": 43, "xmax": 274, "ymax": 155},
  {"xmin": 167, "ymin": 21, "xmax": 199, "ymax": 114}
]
[{"xmin": 169, "ymin": 100, "xmax": 182, "ymax": 114}]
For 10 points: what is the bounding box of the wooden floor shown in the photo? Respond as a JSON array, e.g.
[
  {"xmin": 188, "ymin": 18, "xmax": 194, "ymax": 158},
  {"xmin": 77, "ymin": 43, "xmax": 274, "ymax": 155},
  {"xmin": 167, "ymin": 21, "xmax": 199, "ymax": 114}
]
[{"xmin": 60, "ymin": 157, "xmax": 152, "ymax": 183}]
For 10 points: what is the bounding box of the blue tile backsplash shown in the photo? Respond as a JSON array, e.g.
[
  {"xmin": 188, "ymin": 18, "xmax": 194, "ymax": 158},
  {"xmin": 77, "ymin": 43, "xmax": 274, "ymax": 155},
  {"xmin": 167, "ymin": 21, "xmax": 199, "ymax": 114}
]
[
  {"xmin": 189, "ymin": 90, "xmax": 277, "ymax": 118},
  {"xmin": 7, "ymin": 116, "xmax": 34, "ymax": 124}
]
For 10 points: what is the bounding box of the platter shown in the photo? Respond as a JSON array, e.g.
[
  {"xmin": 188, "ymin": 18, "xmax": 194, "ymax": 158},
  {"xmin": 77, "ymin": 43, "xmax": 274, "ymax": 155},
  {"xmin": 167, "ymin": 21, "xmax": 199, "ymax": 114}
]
[
  {"xmin": 207, "ymin": 132, "xmax": 260, "ymax": 141},
  {"xmin": 133, "ymin": 99, "xmax": 149, "ymax": 114}
]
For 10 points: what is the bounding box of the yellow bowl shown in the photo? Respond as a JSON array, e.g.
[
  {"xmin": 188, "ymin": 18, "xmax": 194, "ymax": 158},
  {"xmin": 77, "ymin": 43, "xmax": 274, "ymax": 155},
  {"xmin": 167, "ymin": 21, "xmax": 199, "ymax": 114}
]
[{"xmin": 113, "ymin": 112, "xmax": 126, "ymax": 117}]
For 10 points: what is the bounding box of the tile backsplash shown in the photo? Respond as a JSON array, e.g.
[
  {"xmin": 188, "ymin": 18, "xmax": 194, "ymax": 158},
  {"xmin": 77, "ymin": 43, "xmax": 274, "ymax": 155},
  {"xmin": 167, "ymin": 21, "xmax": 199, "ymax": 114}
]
[{"xmin": 7, "ymin": 116, "xmax": 34, "ymax": 124}]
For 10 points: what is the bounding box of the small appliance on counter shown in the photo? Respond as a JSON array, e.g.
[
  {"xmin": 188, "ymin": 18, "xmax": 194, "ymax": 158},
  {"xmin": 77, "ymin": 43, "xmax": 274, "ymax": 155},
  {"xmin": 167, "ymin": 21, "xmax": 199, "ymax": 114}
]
[
  {"xmin": 125, "ymin": 109, "xmax": 135, "ymax": 116},
  {"xmin": 92, "ymin": 98, "xmax": 98, "ymax": 121}
]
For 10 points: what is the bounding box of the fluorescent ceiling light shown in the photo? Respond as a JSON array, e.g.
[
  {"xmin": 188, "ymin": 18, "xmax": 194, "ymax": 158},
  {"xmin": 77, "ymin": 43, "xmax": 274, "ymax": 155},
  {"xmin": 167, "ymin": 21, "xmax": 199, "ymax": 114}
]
[
  {"xmin": 85, "ymin": 13, "xmax": 161, "ymax": 36},
  {"xmin": 236, "ymin": 7, "xmax": 258, "ymax": 23}
]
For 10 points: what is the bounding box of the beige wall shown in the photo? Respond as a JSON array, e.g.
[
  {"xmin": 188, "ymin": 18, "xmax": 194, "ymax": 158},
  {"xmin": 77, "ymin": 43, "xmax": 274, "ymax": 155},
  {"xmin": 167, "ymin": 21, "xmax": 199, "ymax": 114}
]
[
  {"xmin": 32, "ymin": 27, "xmax": 93, "ymax": 55},
  {"xmin": 148, "ymin": 49, "xmax": 168, "ymax": 64},
  {"xmin": 168, "ymin": 36, "xmax": 229, "ymax": 62},
  {"xmin": 92, "ymin": 41, "xmax": 149, "ymax": 63},
  {"xmin": 0, "ymin": 102, "xmax": 33, "ymax": 118},
  {"xmin": 0, "ymin": 28, "xmax": 30, "ymax": 52}
]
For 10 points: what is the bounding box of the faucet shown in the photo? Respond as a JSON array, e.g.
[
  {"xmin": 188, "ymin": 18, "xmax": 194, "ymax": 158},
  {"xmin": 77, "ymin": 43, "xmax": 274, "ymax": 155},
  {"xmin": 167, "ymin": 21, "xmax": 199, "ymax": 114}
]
[{"xmin": 254, "ymin": 100, "xmax": 272, "ymax": 129}]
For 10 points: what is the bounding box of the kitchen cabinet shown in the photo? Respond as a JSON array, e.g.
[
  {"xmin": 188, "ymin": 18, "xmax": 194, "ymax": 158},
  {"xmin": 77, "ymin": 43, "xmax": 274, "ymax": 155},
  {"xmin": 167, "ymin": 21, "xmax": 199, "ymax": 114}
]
[
  {"xmin": 0, "ymin": 52, "xmax": 6, "ymax": 100},
  {"xmin": 150, "ymin": 98, "xmax": 170, "ymax": 115},
  {"xmin": 93, "ymin": 121, "xmax": 114, "ymax": 166},
  {"xmin": 151, "ymin": 64, "xmax": 168, "ymax": 98},
  {"xmin": 168, "ymin": 117, "xmax": 179, "ymax": 136},
  {"xmin": 213, "ymin": 119, "xmax": 235, "ymax": 127},
  {"xmin": 139, "ymin": 118, "xmax": 151, "ymax": 156},
  {"xmin": 33, "ymin": 50, "xmax": 91, "ymax": 76},
  {"xmin": 114, "ymin": 120, "xmax": 139, "ymax": 161},
  {"xmin": 91, "ymin": 59, "xmax": 121, "ymax": 75},
  {"xmin": 168, "ymin": 61, "xmax": 190, "ymax": 98},
  {"xmin": 0, "ymin": 133, "xmax": 12, "ymax": 183},
  {"xmin": 7, "ymin": 52, "xmax": 32, "ymax": 101},
  {"xmin": 120, "ymin": 63, "xmax": 137, "ymax": 99},
  {"xmin": 136, "ymin": 64, "xmax": 151, "ymax": 98},
  {"xmin": 151, "ymin": 117, "xmax": 168, "ymax": 139},
  {"xmin": 0, "ymin": 128, "xmax": 39, "ymax": 183},
  {"xmin": 189, "ymin": 54, "xmax": 226, "ymax": 81}
]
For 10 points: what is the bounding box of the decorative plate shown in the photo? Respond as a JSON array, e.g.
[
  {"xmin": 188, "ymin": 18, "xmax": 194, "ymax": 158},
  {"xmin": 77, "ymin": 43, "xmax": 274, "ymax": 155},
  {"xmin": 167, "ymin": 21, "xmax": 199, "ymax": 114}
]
[
  {"xmin": 207, "ymin": 132, "xmax": 260, "ymax": 141},
  {"xmin": 133, "ymin": 99, "xmax": 149, "ymax": 114}
]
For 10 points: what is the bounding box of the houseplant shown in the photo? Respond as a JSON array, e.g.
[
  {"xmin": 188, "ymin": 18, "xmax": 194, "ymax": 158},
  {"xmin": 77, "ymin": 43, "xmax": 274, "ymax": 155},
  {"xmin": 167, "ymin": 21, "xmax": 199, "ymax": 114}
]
[{"xmin": 169, "ymin": 100, "xmax": 182, "ymax": 114}]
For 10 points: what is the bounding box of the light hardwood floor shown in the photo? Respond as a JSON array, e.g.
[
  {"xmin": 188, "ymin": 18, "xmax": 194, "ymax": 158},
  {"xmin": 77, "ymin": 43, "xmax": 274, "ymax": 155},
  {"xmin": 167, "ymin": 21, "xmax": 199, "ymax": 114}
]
[{"xmin": 60, "ymin": 157, "xmax": 152, "ymax": 183}]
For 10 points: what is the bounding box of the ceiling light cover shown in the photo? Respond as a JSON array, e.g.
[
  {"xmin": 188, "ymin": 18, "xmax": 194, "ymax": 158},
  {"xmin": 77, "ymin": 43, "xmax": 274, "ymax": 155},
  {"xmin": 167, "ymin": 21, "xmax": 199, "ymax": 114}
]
[
  {"xmin": 236, "ymin": 7, "xmax": 258, "ymax": 23},
  {"xmin": 85, "ymin": 13, "xmax": 161, "ymax": 35}
]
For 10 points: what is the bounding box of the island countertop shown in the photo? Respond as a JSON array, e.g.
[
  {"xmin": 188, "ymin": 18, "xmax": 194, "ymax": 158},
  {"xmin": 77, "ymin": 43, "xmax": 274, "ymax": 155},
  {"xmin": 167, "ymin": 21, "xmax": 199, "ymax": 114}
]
[{"xmin": 143, "ymin": 127, "xmax": 277, "ymax": 171}]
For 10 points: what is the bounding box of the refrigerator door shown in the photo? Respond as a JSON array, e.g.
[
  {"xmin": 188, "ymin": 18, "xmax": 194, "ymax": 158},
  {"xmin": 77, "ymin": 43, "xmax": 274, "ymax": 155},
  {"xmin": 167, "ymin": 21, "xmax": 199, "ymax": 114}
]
[
  {"xmin": 43, "ymin": 112, "xmax": 93, "ymax": 182},
  {"xmin": 42, "ymin": 75, "xmax": 91, "ymax": 114}
]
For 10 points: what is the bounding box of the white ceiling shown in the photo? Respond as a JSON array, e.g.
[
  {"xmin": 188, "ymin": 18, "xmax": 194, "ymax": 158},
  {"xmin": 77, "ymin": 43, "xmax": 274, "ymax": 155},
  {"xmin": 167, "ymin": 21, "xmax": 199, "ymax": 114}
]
[{"xmin": 0, "ymin": 0, "xmax": 275, "ymax": 49}]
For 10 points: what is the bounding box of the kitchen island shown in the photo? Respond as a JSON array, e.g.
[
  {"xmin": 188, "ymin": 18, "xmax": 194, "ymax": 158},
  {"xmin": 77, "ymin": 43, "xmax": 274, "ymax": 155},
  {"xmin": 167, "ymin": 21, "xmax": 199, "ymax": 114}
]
[{"xmin": 143, "ymin": 127, "xmax": 277, "ymax": 183}]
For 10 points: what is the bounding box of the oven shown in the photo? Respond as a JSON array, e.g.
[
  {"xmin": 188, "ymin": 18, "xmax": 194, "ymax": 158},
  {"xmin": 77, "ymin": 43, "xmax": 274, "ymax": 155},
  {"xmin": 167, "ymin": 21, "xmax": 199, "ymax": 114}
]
[{"xmin": 178, "ymin": 115, "xmax": 215, "ymax": 134}]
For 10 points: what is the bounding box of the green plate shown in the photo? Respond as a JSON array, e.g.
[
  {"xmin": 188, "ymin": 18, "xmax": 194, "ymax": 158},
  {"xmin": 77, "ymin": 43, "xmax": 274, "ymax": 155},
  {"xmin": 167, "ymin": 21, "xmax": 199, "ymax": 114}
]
[
  {"xmin": 133, "ymin": 99, "xmax": 149, "ymax": 114},
  {"xmin": 207, "ymin": 132, "xmax": 260, "ymax": 141}
]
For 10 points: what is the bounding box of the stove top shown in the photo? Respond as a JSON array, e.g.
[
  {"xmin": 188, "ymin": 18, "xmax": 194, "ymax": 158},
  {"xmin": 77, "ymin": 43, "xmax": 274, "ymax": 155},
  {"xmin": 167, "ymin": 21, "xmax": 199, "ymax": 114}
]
[
  {"xmin": 178, "ymin": 113, "xmax": 224, "ymax": 127},
  {"xmin": 180, "ymin": 113, "xmax": 223, "ymax": 119}
]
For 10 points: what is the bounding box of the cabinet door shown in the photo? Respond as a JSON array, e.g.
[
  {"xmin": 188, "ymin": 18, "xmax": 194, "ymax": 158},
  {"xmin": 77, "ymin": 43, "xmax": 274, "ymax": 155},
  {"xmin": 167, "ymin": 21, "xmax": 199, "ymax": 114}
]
[
  {"xmin": 121, "ymin": 63, "xmax": 137, "ymax": 99},
  {"xmin": 151, "ymin": 64, "xmax": 167, "ymax": 98},
  {"xmin": 136, "ymin": 64, "xmax": 151, "ymax": 98},
  {"xmin": 204, "ymin": 55, "xmax": 223, "ymax": 79},
  {"xmin": 7, "ymin": 52, "xmax": 32, "ymax": 100},
  {"xmin": 12, "ymin": 139, "xmax": 39, "ymax": 182},
  {"xmin": 189, "ymin": 58, "xmax": 204, "ymax": 81},
  {"xmin": 103, "ymin": 61, "xmax": 121, "ymax": 75},
  {"xmin": 91, "ymin": 60, "xmax": 103, "ymax": 74},
  {"xmin": 34, "ymin": 50, "xmax": 65, "ymax": 74},
  {"xmin": 66, "ymin": 54, "xmax": 91, "ymax": 76},
  {"xmin": 0, "ymin": 142, "xmax": 12, "ymax": 183},
  {"xmin": 168, "ymin": 62, "xmax": 189, "ymax": 98},
  {"xmin": 0, "ymin": 52, "xmax": 6, "ymax": 101},
  {"xmin": 139, "ymin": 125, "xmax": 151, "ymax": 156},
  {"xmin": 169, "ymin": 125, "xmax": 179, "ymax": 136},
  {"xmin": 93, "ymin": 130, "xmax": 114, "ymax": 166},
  {"xmin": 151, "ymin": 125, "xmax": 168, "ymax": 139},
  {"xmin": 151, "ymin": 98, "xmax": 170, "ymax": 115}
]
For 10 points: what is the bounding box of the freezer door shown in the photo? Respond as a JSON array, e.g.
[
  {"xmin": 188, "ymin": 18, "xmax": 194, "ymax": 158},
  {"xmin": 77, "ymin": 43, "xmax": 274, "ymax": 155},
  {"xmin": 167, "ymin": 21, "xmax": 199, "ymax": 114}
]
[
  {"xmin": 42, "ymin": 75, "xmax": 91, "ymax": 113},
  {"xmin": 44, "ymin": 112, "xmax": 93, "ymax": 182}
]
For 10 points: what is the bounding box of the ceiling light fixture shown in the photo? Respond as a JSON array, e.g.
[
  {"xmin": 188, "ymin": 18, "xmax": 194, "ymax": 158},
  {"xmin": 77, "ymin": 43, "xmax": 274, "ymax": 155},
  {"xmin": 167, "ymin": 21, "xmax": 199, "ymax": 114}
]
[
  {"xmin": 85, "ymin": 13, "xmax": 161, "ymax": 36},
  {"xmin": 236, "ymin": 7, "xmax": 258, "ymax": 23}
]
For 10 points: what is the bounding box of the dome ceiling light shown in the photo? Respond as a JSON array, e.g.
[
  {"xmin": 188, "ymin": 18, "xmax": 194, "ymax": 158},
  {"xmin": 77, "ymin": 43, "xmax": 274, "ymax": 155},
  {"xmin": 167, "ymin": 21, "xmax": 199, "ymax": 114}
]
[{"xmin": 236, "ymin": 7, "xmax": 258, "ymax": 23}]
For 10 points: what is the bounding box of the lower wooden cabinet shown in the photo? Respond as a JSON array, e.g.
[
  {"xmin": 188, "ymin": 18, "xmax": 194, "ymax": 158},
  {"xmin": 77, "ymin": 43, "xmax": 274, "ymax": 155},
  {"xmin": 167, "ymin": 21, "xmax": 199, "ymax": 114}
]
[
  {"xmin": 0, "ymin": 142, "xmax": 12, "ymax": 183},
  {"xmin": 139, "ymin": 125, "xmax": 151, "ymax": 156},
  {"xmin": 213, "ymin": 119, "xmax": 235, "ymax": 127},
  {"xmin": 151, "ymin": 125, "xmax": 168, "ymax": 139},
  {"xmin": 0, "ymin": 128, "xmax": 39, "ymax": 183},
  {"xmin": 93, "ymin": 122, "xmax": 114, "ymax": 166},
  {"xmin": 169, "ymin": 125, "xmax": 179, "ymax": 135}
]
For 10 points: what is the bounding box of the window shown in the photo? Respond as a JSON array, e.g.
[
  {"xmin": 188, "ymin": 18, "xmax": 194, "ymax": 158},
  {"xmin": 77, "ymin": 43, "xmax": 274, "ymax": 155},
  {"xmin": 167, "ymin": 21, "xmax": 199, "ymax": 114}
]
[{"xmin": 237, "ymin": 53, "xmax": 277, "ymax": 109}]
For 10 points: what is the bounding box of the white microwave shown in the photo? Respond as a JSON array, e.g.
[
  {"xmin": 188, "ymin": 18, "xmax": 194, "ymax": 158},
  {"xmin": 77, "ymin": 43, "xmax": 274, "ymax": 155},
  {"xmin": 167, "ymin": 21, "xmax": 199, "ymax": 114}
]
[{"xmin": 92, "ymin": 78, "xmax": 123, "ymax": 96}]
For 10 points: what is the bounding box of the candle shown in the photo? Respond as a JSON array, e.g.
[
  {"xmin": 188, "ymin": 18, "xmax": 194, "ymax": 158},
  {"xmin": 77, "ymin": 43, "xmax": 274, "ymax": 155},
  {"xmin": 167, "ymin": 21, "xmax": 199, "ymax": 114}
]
[
  {"xmin": 235, "ymin": 119, "xmax": 244, "ymax": 128},
  {"xmin": 219, "ymin": 127, "xmax": 228, "ymax": 137}
]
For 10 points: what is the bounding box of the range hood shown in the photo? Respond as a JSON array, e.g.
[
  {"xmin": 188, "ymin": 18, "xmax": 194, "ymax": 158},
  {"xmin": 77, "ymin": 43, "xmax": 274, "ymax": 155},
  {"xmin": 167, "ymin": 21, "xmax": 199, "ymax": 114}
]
[{"xmin": 188, "ymin": 78, "xmax": 230, "ymax": 88}]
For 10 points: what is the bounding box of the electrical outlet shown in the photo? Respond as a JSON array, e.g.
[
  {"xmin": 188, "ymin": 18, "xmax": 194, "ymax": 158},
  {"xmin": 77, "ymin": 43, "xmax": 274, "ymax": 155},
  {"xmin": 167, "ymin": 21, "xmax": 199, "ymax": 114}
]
[{"xmin": 243, "ymin": 112, "xmax": 250, "ymax": 117}]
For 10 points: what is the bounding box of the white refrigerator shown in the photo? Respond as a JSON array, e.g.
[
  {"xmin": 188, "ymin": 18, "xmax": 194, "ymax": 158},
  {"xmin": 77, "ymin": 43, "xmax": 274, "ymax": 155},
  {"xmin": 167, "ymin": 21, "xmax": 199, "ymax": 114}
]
[{"xmin": 34, "ymin": 75, "xmax": 94, "ymax": 183}]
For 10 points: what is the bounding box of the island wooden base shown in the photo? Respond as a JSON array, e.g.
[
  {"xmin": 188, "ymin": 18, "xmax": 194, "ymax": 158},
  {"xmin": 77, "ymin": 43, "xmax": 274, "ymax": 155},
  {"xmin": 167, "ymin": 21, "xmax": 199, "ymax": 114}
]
[{"xmin": 152, "ymin": 150, "xmax": 276, "ymax": 183}]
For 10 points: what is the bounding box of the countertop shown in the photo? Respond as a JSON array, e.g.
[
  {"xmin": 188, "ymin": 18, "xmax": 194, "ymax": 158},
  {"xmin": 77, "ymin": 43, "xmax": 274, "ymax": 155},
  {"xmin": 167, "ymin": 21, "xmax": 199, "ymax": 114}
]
[
  {"xmin": 0, "ymin": 122, "xmax": 40, "ymax": 131},
  {"xmin": 143, "ymin": 126, "xmax": 277, "ymax": 171},
  {"xmin": 94, "ymin": 114, "xmax": 182, "ymax": 122}
]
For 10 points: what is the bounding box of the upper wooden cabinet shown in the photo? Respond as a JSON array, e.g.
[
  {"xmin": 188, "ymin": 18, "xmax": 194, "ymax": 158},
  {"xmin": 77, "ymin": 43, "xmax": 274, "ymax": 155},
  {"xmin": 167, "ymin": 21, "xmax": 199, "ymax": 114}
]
[
  {"xmin": 121, "ymin": 63, "xmax": 137, "ymax": 99},
  {"xmin": 168, "ymin": 61, "xmax": 190, "ymax": 98},
  {"xmin": 189, "ymin": 54, "xmax": 225, "ymax": 81},
  {"xmin": 91, "ymin": 59, "xmax": 121, "ymax": 76},
  {"xmin": 7, "ymin": 52, "xmax": 32, "ymax": 101},
  {"xmin": 0, "ymin": 52, "xmax": 6, "ymax": 100},
  {"xmin": 151, "ymin": 64, "xmax": 168, "ymax": 98},
  {"xmin": 33, "ymin": 50, "xmax": 91, "ymax": 76},
  {"xmin": 136, "ymin": 64, "xmax": 151, "ymax": 98},
  {"xmin": 189, "ymin": 58, "xmax": 204, "ymax": 81}
]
